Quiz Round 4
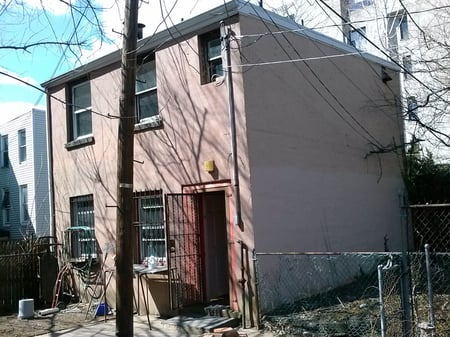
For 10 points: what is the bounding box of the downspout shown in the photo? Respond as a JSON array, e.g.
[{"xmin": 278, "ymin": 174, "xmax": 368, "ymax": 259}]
[
  {"xmin": 45, "ymin": 89, "xmax": 56, "ymax": 244},
  {"xmin": 221, "ymin": 21, "xmax": 242, "ymax": 227}
]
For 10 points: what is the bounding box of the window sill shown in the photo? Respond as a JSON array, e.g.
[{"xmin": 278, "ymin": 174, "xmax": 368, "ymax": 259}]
[
  {"xmin": 65, "ymin": 136, "xmax": 95, "ymax": 150},
  {"xmin": 134, "ymin": 116, "xmax": 163, "ymax": 132}
]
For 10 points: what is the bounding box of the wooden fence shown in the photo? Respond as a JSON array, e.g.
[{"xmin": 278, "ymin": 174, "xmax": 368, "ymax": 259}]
[{"xmin": 0, "ymin": 239, "xmax": 58, "ymax": 314}]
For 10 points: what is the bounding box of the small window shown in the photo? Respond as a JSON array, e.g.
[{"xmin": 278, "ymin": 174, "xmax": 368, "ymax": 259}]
[
  {"xmin": 349, "ymin": 27, "xmax": 366, "ymax": 50},
  {"xmin": 2, "ymin": 189, "xmax": 10, "ymax": 226},
  {"xmin": 400, "ymin": 14, "xmax": 408, "ymax": 40},
  {"xmin": 200, "ymin": 31, "xmax": 223, "ymax": 84},
  {"xmin": 68, "ymin": 194, "xmax": 96, "ymax": 261},
  {"xmin": 135, "ymin": 57, "xmax": 159, "ymax": 126},
  {"xmin": 403, "ymin": 55, "xmax": 412, "ymax": 79},
  {"xmin": 19, "ymin": 185, "xmax": 29, "ymax": 224},
  {"xmin": 133, "ymin": 190, "xmax": 165, "ymax": 266},
  {"xmin": 71, "ymin": 80, "xmax": 92, "ymax": 140},
  {"xmin": 18, "ymin": 129, "xmax": 26, "ymax": 163},
  {"xmin": 407, "ymin": 96, "xmax": 418, "ymax": 121},
  {"xmin": 1, "ymin": 135, "xmax": 8, "ymax": 168},
  {"xmin": 349, "ymin": 0, "xmax": 373, "ymax": 10}
]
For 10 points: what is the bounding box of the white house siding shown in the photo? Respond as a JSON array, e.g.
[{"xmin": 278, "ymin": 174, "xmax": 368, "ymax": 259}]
[
  {"xmin": 32, "ymin": 110, "xmax": 50, "ymax": 236},
  {"xmin": 319, "ymin": 0, "xmax": 450, "ymax": 161},
  {"xmin": 0, "ymin": 108, "xmax": 50, "ymax": 239}
]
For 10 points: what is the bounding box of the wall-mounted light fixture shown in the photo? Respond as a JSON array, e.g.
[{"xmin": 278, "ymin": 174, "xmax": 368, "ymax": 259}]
[{"xmin": 204, "ymin": 160, "xmax": 215, "ymax": 173}]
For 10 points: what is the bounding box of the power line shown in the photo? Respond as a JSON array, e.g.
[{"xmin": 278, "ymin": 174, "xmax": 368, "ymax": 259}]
[
  {"xmin": 229, "ymin": 51, "xmax": 369, "ymax": 67},
  {"xmin": 249, "ymin": 4, "xmax": 385, "ymax": 148},
  {"xmin": 316, "ymin": 0, "xmax": 449, "ymax": 106},
  {"xmin": 237, "ymin": 4, "xmax": 450, "ymax": 39}
]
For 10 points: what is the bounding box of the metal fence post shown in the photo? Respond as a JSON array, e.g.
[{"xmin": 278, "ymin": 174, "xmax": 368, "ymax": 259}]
[
  {"xmin": 378, "ymin": 264, "xmax": 387, "ymax": 337},
  {"xmin": 424, "ymin": 244, "xmax": 436, "ymax": 336},
  {"xmin": 399, "ymin": 192, "xmax": 412, "ymax": 337}
]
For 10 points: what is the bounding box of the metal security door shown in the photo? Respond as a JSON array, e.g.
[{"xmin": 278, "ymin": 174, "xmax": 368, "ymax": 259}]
[{"xmin": 165, "ymin": 193, "xmax": 203, "ymax": 310}]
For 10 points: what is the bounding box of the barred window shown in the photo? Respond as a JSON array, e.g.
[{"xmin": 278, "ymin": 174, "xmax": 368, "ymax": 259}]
[
  {"xmin": 134, "ymin": 190, "xmax": 165, "ymax": 265},
  {"xmin": 68, "ymin": 194, "xmax": 96, "ymax": 261}
]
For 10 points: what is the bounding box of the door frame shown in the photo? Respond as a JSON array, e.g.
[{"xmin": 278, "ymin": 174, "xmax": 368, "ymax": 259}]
[{"xmin": 182, "ymin": 180, "xmax": 236, "ymax": 306}]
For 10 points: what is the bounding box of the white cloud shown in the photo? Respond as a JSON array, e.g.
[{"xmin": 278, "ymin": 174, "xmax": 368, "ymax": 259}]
[
  {"xmin": 0, "ymin": 102, "xmax": 45, "ymax": 125},
  {"xmin": 0, "ymin": 68, "xmax": 39, "ymax": 87}
]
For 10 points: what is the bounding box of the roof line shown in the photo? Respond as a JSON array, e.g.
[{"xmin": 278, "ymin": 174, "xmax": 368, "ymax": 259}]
[{"xmin": 41, "ymin": 0, "xmax": 398, "ymax": 89}]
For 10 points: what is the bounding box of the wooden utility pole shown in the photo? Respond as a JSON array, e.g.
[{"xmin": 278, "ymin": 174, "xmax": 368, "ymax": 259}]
[{"xmin": 116, "ymin": 0, "xmax": 138, "ymax": 335}]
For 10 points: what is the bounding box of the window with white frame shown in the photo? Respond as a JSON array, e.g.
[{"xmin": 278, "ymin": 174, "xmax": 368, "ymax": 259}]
[
  {"xmin": 69, "ymin": 194, "xmax": 96, "ymax": 261},
  {"xmin": 349, "ymin": 27, "xmax": 367, "ymax": 50},
  {"xmin": 133, "ymin": 190, "xmax": 165, "ymax": 266},
  {"xmin": 71, "ymin": 80, "xmax": 92, "ymax": 140},
  {"xmin": 2, "ymin": 189, "xmax": 10, "ymax": 226},
  {"xmin": 1, "ymin": 135, "xmax": 8, "ymax": 168},
  {"xmin": 200, "ymin": 30, "xmax": 223, "ymax": 84},
  {"xmin": 18, "ymin": 129, "xmax": 26, "ymax": 163},
  {"xmin": 19, "ymin": 185, "xmax": 29, "ymax": 224},
  {"xmin": 135, "ymin": 57, "xmax": 159, "ymax": 126}
]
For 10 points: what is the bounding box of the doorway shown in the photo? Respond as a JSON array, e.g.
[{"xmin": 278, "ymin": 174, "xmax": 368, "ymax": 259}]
[
  {"xmin": 200, "ymin": 191, "xmax": 229, "ymax": 303},
  {"xmin": 166, "ymin": 189, "xmax": 230, "ymax": 310}
]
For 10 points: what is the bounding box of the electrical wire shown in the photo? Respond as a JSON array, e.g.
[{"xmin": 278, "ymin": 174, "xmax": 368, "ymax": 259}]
[
  {"xmin": 316, "ymin": 0, "xmax": 449, "ymax": 106},
  {"xmin": 248, "ymin": 4, "xmax": 385, "ymax": 148}
]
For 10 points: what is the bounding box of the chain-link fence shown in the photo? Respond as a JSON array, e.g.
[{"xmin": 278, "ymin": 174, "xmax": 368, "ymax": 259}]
[
  {"xmin": 409, "ymin": 204, "xmax": 450, "ymax": 252},
  {"xmin": 255, "ymin": 253, "xmax": 396, "ymax": 336},
  {"xmin": 408, "ymin": 247, "xmax": 450, "ymax": 336},
  {"xmin": 255, "ymin": 250, "xmax": 450, "ymax": 337}
]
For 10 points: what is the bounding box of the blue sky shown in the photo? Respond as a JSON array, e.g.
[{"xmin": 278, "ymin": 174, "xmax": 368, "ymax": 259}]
[{"xmin": 2, "ymin": 0, "xmax": 269, "ymax": 124}]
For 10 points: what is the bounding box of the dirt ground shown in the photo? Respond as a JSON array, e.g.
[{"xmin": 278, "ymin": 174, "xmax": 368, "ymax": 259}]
[{"xmin": 0, "ymin": 304, "xmax": 110, "ymax": 337}]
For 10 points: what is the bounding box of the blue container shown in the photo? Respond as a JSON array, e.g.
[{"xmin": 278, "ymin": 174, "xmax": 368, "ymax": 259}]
[{"xmin": 96, "ymin": 302, "xmax": 109, "ymax": 316}]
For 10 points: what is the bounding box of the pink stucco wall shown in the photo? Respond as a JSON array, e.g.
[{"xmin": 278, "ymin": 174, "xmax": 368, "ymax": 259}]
[
  {"xmin": 239, "ymin": 15, "xmax": 405, "ymax": 253},
  {"xmin": 47, "ymin": 11, "xmax": 404, "ymax": 322}
]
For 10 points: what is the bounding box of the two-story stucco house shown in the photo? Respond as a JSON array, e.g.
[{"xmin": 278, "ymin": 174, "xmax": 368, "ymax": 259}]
[
  {"xmin": 0, "ymin": 108, "xmax": 50, "ymax": 239},
  {"xmin": 42, "ymin": 0, "xmax": 405, "ymax": 326}
]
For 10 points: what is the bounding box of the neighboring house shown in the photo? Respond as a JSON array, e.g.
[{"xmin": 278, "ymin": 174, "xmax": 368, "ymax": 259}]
[
  {"xmin": 0, "ymin": 108, "xmax": 50, "ymax": 239},
  {"xmin": 42, "ymin": 0, "xmax": 405, "ymax": 326},
  {"xmin": 334, "ymin": 0, "xmax": 450, "ymax": 161}
]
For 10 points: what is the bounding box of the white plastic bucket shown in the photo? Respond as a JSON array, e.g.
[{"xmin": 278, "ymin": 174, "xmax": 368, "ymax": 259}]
[{"xmin": 18, "ymin": 298, "xmax": 34, "ymax": 319}]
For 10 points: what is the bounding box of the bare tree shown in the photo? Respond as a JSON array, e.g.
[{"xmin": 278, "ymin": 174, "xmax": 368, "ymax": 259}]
[
  {"xmin": 273, "ymin": 0, "xmax": 450, "ymax": 160},
  {"xmin": 0, "ymin": 0, "xmax": 118, "ymax": 79}
]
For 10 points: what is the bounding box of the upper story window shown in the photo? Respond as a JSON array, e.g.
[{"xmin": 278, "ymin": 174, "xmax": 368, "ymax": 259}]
[
  {"xmin": 399, "ymin": 14, "xmax": 409, "ymax": 40},
  {"xmin": 200, "ymin": 30, "xmax": 223, "ymax": 84},
  {"xmin": 407, "ymin": 96, "xmax": 418, "ymax": 121},
  {"xmin": 403, "ymin": 55, "xmax": 412, "ymax": 79},
  {"xmin": 388, "ymin": 11, "xmax": 409, "ymax": 49},
  {"xmin": 19, "ymin": 184, "xmax": 29, "ymax": 224},
  {"xmin": 133, "ymin": 190, "xmax": 165, "ymax": 266},
  {"xmin": 1, "ymin": 135, "xmax": 9, "ymax": 168},
  {"xmin": 135, "ymin": 56, "xmax": 160, "ymax": 128},
  {"xmin": 18, "ymin": 129, "xmax": 26, "ymax": 163},
  {"xmin": 69, "ymin": 80, "xmax": 92, "ymax": 142},
  {"xmin": 349, "ymin": 27, "xmax": 366, "ymax": 50},
  {"xmin": 2, "ymin": 189, "xmax": 10, "ymax": 226},
  {"xmin": 349, "ymin": 0, "xmax": 373, "ymax": 10}
]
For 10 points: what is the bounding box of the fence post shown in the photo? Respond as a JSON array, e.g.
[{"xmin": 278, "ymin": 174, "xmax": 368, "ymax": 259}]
[
  {"xmin": 399, "ymin": 192, "xmax": 412, "ymax": 337},
  {"xmin": 378, "ymin": 264, "xmax": 387, "ymax": 337},
  {"xmin": 252, "ymin": 249, "xmax": 260, "ymax": 330},
  {"xmin": 424, "ymin": 244, "xmax": 436, "ymax": 336}
]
